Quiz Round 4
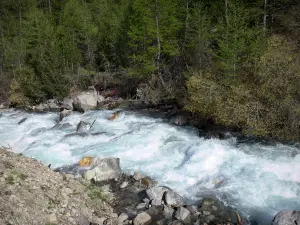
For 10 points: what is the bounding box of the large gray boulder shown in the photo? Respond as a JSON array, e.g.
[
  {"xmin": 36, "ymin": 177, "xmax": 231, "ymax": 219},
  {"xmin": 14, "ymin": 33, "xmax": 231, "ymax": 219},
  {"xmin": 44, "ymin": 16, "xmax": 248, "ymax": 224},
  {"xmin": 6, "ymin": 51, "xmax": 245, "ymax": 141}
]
[
  {"xmin": 133, "ymin": 212, "xmax": 152, "ymax": 225},
  {"xmin": 272, "ymin": 211, "xmax": 300, "ymax": 225},
  {"xmin": 73, "ymin": 91, "xmax": 98, "ymax": 112},
  {"xmin": 61, "ymin": 98, "xmax": 74, "ymax": 110},
  {"xmin": 84, "ymin": 158, "xmax": 121, "ymax": 182},
  {"xmin": 164, "ymin": 190, "xmax": 184, "ymax": 207}
]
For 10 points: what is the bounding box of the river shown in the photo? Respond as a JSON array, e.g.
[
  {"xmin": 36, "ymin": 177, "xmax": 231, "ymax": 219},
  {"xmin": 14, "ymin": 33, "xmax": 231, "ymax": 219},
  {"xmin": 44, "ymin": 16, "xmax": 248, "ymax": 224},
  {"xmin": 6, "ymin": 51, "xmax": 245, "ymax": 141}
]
[{"xmin": 0, "ymin": 109, "xmax": 299, "ymax": 225}]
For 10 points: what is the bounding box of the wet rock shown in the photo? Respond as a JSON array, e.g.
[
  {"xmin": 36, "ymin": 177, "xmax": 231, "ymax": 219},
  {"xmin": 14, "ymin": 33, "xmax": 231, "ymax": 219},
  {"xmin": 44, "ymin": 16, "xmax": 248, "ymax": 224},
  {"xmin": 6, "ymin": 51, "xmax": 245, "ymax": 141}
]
[
  {"xmin": 118, "ymin": 213, "xmax": 129, "ymax": 224},
  {"xmin": 143, "ymin": 198, "xmax": 150, "ymax": 204},
  {"xmin": 61, "ymin": 97, "xmax": 74, "ymax": 110},
  {"xmin": 133, "ymin": 212, "xmax": 152, "ymax": 225},
  {"xmin": 175, "ymin": 207, "xmax": 191, "ymax": 224},
  {"xmin": 272, "ymin": 211, "xmax": 300, "ymax": 225},
  {"xmin": 84, "ymin": 158, "xmax": 121, "ymax": 182},
  {"xmin": 60, "ymin": 109, "xmax": 72, "ymax": 121},
  {"xmin": 77, "ymin": 121, "xmax": 91, "ymax": 133},
  {"xmin": 198, "ymin": 198, "xmax": 240, "ymax": 224},
  {"xmin": 18, "ymin": 117, "xmax": 27, "ymax": 124},
  {"xmin": 133, "ymin": 172, "xmax": 146, "ymax": 181},
  {"xmin": 164, "ymin": 190, "xmax": 184, "ymax": 207},
  {"xmin": 73, "ymin": 91, "xmax": 98, "ymax": 112},
  {"xmin": 146, "ymin": 186, "xmax": 169, "ymax": 202}
]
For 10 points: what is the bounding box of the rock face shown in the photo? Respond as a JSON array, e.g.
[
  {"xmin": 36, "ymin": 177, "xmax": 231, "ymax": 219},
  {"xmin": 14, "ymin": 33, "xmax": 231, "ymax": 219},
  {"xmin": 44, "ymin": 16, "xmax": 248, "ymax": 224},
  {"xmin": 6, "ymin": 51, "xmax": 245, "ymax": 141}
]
[
  {"xmin": 73, "ymin": 91, "xmax": 98, "ymax": 112},
  {"xmin": 84, "ymin": 158, "xmax": 121, "ymax": 182},
  {"xmin": 0, "ymin": 147, "xmax": 113, "ymax": 225},
  {"xmin": 272, "ymin": 211, "xmax": 300, "ymax": 225}
]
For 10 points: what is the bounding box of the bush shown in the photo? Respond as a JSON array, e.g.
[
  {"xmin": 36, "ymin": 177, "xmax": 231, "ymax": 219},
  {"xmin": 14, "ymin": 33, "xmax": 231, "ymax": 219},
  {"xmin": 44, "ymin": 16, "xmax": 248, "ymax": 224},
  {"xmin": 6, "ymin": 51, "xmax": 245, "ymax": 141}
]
[{"xmin": 10, "ymin": 67, "xmax": 45, "ymax": 106}]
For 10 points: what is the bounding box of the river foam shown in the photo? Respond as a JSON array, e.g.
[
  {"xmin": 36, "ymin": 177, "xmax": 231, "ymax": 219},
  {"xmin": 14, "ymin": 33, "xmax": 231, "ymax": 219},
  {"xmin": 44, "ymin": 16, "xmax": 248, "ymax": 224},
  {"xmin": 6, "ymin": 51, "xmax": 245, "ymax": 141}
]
[{"xmin": 0, "ymin": 109, "xmax": 299, "ymax": 224}]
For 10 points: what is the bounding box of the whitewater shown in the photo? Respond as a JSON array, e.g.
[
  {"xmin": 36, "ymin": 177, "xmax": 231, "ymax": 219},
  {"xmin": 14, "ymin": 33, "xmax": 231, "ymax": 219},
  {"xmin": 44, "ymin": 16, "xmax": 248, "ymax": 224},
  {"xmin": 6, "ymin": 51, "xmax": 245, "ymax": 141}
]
[{"xmin": 0, "ymin": 109, "xmax": 299, "ymax": 225}]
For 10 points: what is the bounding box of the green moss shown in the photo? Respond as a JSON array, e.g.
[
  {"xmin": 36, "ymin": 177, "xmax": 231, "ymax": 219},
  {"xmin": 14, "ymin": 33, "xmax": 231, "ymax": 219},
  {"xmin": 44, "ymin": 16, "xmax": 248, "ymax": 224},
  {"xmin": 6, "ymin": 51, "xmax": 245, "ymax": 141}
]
[
  {"xmin": 5, "ymin": 175, "xmax": 14, "ymax": 185},
  {"xmin": 86, "ymin": 184, "xmax": 105, "ymax": 200}
]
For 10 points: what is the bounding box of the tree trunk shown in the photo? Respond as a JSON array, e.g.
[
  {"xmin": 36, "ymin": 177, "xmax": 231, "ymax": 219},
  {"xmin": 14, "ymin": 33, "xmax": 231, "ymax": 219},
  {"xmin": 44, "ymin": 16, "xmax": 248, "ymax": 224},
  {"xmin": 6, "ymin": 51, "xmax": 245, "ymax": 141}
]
[
  {"xmin": 182, "ymin": 0, "xmax": 189, "ymax": 50},
  {"xmin": 263, "ymin": 0, "xmax": 267, "ymax": 36},
  {"xmin": 154, "ymin": 0, "xmax": 166, "ymax": 88},
  {"xmin": 48, "ymin": 0, "xmax": 52, "ymax": 14}
]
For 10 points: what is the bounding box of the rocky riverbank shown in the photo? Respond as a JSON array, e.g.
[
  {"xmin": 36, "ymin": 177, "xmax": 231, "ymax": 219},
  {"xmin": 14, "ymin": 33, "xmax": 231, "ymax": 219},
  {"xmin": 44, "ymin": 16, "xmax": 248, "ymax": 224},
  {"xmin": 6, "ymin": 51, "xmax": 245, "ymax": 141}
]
[{"xmin": 1, "ymin": 147, "xmax": 299, "ymax": 225}]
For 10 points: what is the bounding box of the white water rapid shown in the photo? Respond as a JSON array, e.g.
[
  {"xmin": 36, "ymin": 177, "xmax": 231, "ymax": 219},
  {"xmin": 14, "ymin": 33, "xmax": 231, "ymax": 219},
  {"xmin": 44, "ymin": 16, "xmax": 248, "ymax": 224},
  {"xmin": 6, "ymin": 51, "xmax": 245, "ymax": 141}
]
[{"xmin": 0, "ymin": 109, "xmax": 299, "ymax": 225}]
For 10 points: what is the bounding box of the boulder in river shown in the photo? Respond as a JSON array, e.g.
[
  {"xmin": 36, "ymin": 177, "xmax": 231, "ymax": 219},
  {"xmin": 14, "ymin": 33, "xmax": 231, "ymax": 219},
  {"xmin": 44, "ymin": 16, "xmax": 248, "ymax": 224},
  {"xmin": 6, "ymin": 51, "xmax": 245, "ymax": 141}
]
[
  {"xmin": 61, "ymin": 97, "xmax": 74, "ymax": 110},
  {"xmin": 73, "ymin": 91, "xmax": 98, "ymax": 112},
  {"xmin": 59, "ymin": 109, "xmax": 72, "ymax": 121},
  {"xmin": 76, "ymin": 121, "xmax": 91, "ymax": 133},
  {"xmin": 84, "ymin": 158, "xmax": 121, "ymax": 182},
  {"xmin": 272, "ymin": 211, "xmax": 300, "ymax": 225}
]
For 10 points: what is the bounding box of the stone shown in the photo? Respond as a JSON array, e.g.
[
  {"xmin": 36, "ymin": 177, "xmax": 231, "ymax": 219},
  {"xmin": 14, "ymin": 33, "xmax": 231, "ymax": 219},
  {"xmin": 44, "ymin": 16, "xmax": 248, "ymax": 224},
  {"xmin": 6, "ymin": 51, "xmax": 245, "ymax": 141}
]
[
  {"xmin": 48, "ymin": 213, "xmax": 57, "ymax": 224},
  {"xmin": 97, "ymin": 95, "xmax": 105, "ymax": 106},
  {"xmin": 146, "ymin": 186, "xmax": 169, "ymax": 202},
  {"xmin": 78, "ymin": 157, "xmax": 94, "ymax": 167},
  {"xmin": 61, "ymin": 97, "xmax": 74, "ymax": 110},
  {"xmin": 272, "ymin": 211, "xmax": 300, "ymax": 225},
  {"xmin": 78, "ymin": 215, "xmax": 90, "ymax": 225},
  {"xmin": 175, "ymin": 207, "xmax": 191, "ymax": 224},
  {"xmin": 151, "ymin": 199, "xmax": 161, "ymax": 206},
  {"xmin": 73, "ymin": 91, "xmax": 98, "ymax": 112},
  {"xmin": 143, "ymin": 198, "xmax": 150, "ymax": 204},
  {"xmin": 84, "ymin": 169, "xmax": 96, "ymax": 180},
  {"xmin": 163, "ymin": 205, "xmax": 175, "ymax": 219},
  {"xmin": 133, "ymin": 212, "xmax": 152, "ymax": 225},
  {"xmin": 47, "ymin": 99, "xmax": 60, "ymax": 112},
  {"xmin": 105, "ymin": 218, "xmax": 119, "ymax": 225},
  {"xmin": 186, "ymin": 205, "xmax": 198, "ymax": 215},
  {"xmin": 164, "ymin": 190, "xmax": 184, "ymax": 207},
  {"xmin": 168, "ymin": 221, "xmax": 183, "ymax": 225},
  {"xmin": 133, "ymin": 172, "xmax": 146, "ymax": 181},
  {"xmin": 60, "ymin": 109, "xmax": 72, "ymax": 121},
  {"xmin": 77, "ymin": 121, "xmax": 91, "ymax": 133},
  {"xmin": 120, "ymin": 181, "xmax": 129, "ymax": 189},
  {"xmin": 85, "ymin": 158, "xmax": 121, "ymax": 182},
  {"xmin": 118, "ymin": 213, "xmax": 129, "ymax": 224},
  {"xmin": 35, "ymin": 103, "xmax": 48, "ymax": 112},
  {"xmin": 18, "ymin": 117, "xmax": 27, "ymax": 125},
  {"xmin": 136, "ymin": 203, "xmax": 147, "ymax": 210}
]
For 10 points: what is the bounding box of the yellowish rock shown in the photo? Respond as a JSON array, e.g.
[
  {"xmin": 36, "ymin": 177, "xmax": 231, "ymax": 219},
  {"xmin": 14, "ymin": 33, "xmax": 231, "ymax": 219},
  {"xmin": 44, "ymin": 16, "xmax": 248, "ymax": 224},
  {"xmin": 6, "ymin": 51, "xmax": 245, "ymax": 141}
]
[
  {"xmin": 79, "ymin": 157, "xmax": 94, "ymax": 167},
  {"xmin": 107, "ymin": 112, "xmax": 121, "ymax": 121}
]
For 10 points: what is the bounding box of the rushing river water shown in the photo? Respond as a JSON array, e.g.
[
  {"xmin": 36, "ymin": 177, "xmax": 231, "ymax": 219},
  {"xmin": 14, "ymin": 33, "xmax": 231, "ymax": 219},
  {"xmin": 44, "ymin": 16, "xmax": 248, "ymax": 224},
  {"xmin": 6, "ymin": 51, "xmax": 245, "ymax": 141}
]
[{"xmin": 0, "ymin": 109, "xmax": 300, "ymax": 224}]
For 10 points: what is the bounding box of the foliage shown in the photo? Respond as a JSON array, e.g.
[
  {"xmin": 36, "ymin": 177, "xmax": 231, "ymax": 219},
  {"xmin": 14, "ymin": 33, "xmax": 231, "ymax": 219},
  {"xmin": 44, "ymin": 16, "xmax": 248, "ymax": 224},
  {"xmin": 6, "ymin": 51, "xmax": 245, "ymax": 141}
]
[{"xmin": 1, "ymin": 0, "xmax": 300, "ymax": 140}]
